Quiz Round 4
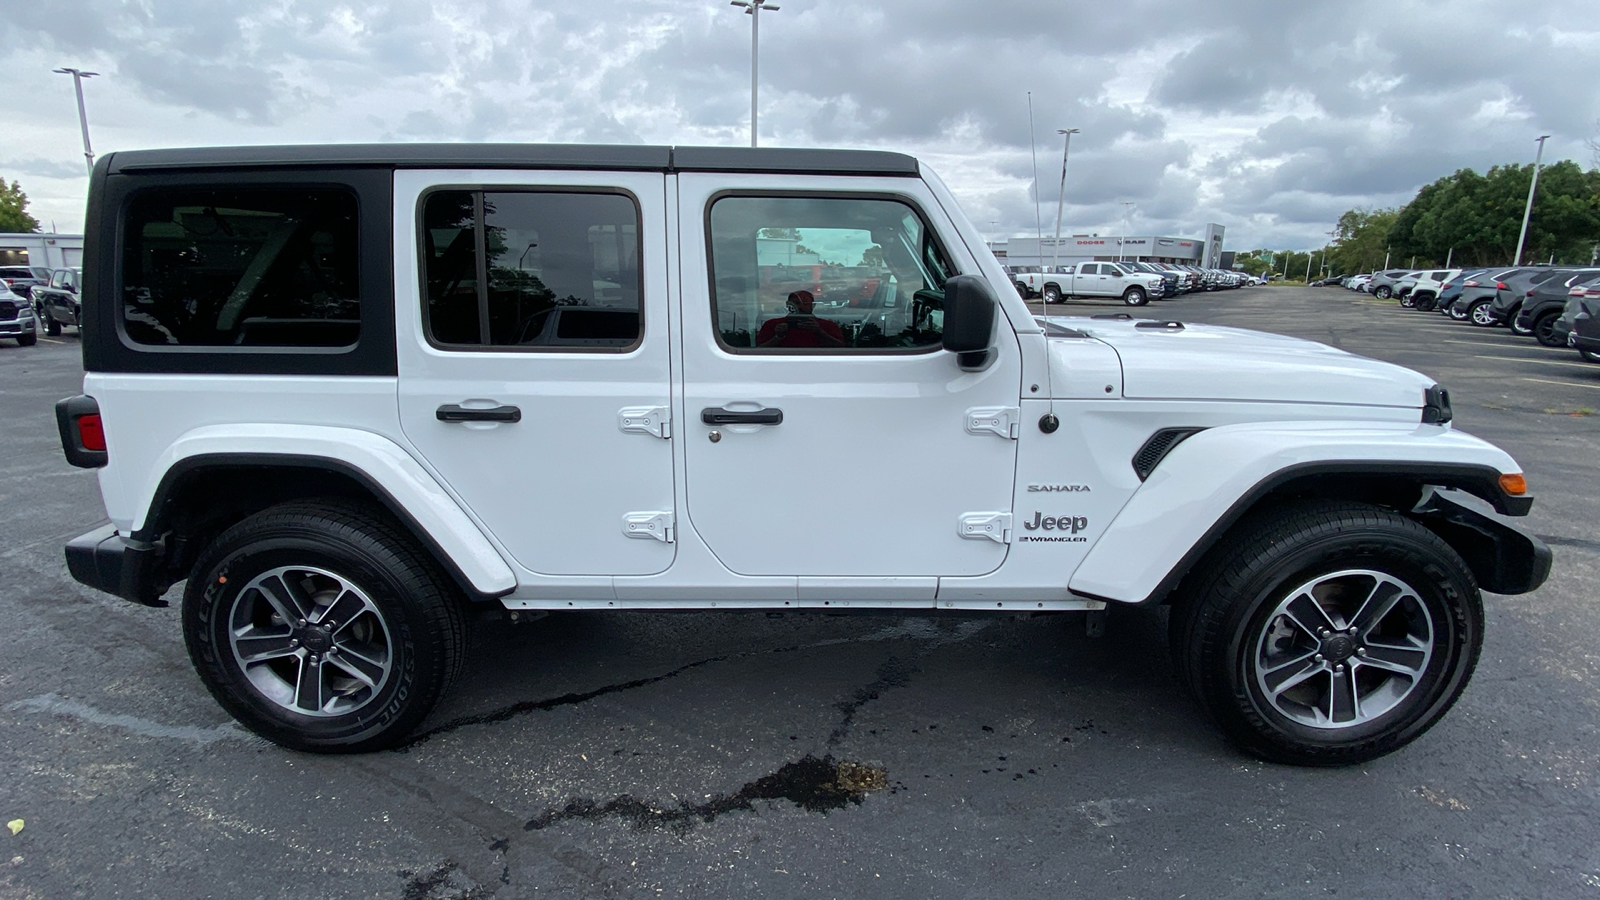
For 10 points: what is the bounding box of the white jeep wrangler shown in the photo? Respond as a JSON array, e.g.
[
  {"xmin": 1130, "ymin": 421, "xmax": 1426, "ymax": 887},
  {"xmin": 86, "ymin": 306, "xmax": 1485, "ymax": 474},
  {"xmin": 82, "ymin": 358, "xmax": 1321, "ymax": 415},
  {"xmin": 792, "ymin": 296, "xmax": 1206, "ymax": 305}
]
[{"xmin": 56, "ymin": 144, "xmax": 1550, "ymax": 763}]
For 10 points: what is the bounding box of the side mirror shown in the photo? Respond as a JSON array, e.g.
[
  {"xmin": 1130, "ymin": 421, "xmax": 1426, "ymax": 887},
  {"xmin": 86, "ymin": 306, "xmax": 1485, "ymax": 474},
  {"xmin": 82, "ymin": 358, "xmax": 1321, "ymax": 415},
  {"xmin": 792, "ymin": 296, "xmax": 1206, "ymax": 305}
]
[{"xmin": 941, "ymin": 274, "xmax": 996, "ymax": 366}]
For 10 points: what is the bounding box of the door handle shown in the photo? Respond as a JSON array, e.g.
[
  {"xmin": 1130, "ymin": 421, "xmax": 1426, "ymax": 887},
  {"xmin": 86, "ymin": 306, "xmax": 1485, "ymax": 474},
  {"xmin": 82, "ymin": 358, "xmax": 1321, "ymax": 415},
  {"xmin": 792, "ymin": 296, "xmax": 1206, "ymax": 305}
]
[
  {"xmin": 701, "ymin": 406, "xmax": 783, "ymax": 426},
  {"xmin": 437, "ymin": 404, "xmax": 521, "ymax": 423}
]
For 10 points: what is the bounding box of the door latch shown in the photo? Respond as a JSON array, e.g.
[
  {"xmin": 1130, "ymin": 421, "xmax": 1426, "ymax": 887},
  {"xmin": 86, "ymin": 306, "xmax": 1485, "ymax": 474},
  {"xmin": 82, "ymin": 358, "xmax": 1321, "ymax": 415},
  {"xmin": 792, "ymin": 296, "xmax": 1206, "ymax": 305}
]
[
  {"xmin": 958, "ymin": 512, "xmax": 1012, "ymax": 544},
  {"xmin": 966, "ymin": 407, "xmax": 1020, "ymax": 440},
  {"xmin": 623, "ymin": 511, "xmax": 675, "ymax": 543},
  {"xmin": 619, "ymin": 406, "xmax": 671, "ymax": 439}
]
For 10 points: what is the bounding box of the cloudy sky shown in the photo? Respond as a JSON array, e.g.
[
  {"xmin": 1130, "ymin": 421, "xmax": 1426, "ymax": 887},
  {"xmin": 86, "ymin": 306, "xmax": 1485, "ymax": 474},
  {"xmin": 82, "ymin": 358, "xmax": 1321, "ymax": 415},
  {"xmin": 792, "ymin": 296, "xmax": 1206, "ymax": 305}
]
[{"xmin": 3, "ymin": 0, "xmax": 1596, "ymax": 250}]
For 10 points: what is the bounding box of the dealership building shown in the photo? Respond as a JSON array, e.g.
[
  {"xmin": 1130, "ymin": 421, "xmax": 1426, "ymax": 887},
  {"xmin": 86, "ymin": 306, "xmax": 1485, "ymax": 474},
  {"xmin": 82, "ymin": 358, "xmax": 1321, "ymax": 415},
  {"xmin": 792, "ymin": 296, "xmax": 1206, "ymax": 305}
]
[
  {"xmin": 0, "ymin": 232, "xmax": 84, "ymax": 270},
  {"xmin": 991, "ymin": 224, "xmax": 1227, "ymax": 270}
]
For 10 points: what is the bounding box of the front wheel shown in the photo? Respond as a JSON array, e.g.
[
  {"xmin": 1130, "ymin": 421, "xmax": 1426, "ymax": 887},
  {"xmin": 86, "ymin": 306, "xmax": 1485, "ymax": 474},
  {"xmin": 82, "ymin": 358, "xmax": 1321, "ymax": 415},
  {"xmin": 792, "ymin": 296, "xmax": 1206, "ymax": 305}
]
[
  {"xmin": 1579, "ymin": 348, "xmax": 1600, "ymax": 364},
  {"xmin": 1123, "ymin": 286, "xmax": 1148, "ymax": 306},
  {"xmin": 1041, "ymin": 284, "xmax": 1062, "ymax": 304},
  {"xmin": 16, "ymin": 332, "xmax": 36, "ymax": 346},
  {"xmin": 45, "ymin": 316, "xmax": 61, "ymax": 336},
  {"xmin": 183, "ymin": 501, "xmax": 466, "ymax": 753},
  {"xmin": 1170, "ymin": 501, "xmax": 1482, "ymax": 766}
]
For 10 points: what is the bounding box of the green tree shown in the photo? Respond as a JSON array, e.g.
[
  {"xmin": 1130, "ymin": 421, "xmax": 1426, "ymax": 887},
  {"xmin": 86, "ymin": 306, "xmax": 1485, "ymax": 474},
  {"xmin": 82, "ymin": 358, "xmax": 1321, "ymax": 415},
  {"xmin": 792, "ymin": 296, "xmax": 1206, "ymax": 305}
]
[
  {"xmin": 1383, "ymin": 161, "xmax": 1600, "ymax": 266},
  {"xmin": 1329, "ymin": 207, "xmax": 1398, "ymax": 273},
  {"xmin": 0, "ymin": 178, "xmax": 40, "ymax": 233},
  {"xmin": 1235, "ymin": 255, "xmax": 1269, "ymax": 276}
]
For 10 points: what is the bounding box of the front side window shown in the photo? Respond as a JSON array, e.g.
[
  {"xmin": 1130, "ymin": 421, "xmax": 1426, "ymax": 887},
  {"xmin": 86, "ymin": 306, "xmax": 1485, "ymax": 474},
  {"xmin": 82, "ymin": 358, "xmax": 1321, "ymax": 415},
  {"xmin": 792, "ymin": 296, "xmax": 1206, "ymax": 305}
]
[
  {"xmin": 708, "ymin": 195, "xmax": 955, "ymax": 352},
  {"xmin": 121, "ymin": 189, "xmax": 359, "ymax": 347},
  {"xmin": 421, "ymin": 190, "xmax": 641, "ymax": 350}
]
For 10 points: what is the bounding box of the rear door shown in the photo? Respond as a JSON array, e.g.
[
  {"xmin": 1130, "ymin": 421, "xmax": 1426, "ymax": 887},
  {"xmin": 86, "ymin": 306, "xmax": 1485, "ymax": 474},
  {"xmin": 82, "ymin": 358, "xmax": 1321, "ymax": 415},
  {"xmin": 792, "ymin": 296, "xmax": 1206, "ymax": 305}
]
[{"xmin": 394, "ymin": 169, "xmax": 677, "ymax": 577}]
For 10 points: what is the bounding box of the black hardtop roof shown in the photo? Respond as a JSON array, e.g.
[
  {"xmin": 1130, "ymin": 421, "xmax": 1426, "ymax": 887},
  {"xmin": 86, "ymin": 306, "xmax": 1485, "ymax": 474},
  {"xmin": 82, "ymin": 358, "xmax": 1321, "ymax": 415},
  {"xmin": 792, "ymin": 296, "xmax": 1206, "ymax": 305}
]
[{"xmin": 103, "ymin": 143, "xmax": 920, "ymax": 177}]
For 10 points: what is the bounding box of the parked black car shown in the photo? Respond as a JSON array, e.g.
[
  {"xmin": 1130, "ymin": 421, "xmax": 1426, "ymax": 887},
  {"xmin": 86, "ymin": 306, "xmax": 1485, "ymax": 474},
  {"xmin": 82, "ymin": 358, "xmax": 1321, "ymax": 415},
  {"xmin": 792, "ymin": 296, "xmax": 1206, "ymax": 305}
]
[
  {"xmin": 1446, "ymin": 267, "xmax": 1525, "ymax": 323},
  {"xmin": 1490, "ymin": 267, "xmax": 1597, "ymax": 331},
  {"xmin": 0, "ymin": 265, "xmax": 48, "ymax": 304},
  {"xmin": 1511, "ymin": 271, "xmax": 1600, "ymax": 346},
  {"xmin": 1424, "ymin": 268, "xmax": 1485, "ymax": 313},
  {"xmin": 1560, "ymin": 289, "xmax": 1600, "ymax": 363},
  {"xmin": 32, "ymin": 267, "xmax": 83, "ymax": 336}
]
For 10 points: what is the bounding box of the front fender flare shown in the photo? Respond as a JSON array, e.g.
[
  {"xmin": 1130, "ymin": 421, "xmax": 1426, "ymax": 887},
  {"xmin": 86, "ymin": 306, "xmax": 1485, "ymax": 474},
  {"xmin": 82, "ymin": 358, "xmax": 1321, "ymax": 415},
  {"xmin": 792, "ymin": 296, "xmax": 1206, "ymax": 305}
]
[
  {"xmin": 1068, "ymin": 421, "xmax": 1529, "ymax": 605},
  {"xmin": 134, "ymin": 424, "xmax": 516, "ymax": 596}
]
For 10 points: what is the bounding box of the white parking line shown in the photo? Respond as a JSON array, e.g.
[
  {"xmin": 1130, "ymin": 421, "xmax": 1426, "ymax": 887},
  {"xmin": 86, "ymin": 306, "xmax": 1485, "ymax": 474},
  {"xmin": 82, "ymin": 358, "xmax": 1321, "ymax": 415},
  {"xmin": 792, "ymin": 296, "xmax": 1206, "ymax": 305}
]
[
  {"xmin": 1522, "ymin": 377, "xmax": 1600, "ymax": 391},
  {"xmin": 1477, "ymin": 355, "xmax": 1598, "ymax": 369},
  {"xmin": 40, "ymin": 338, "xmax": 65, "ymax": 344}
]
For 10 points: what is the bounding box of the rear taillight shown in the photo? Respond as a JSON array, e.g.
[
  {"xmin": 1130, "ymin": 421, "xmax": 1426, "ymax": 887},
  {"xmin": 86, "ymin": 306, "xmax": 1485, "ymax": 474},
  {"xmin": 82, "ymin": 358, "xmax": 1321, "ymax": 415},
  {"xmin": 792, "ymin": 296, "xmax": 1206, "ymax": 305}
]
[
  {"xmin": 1526, "ymin": 289, "xmax": 1535, "ymax": 296},
  {"xmin": 1495, "ymin": 282, "xmax": 1508, "ymax": 290},
  {"xmin": 77, "ymin": 415, "xmax": 105, "ymax": 451},
  {"xmin": 54, "ymin": 395, "xmax": 108, "ymax": 468},
  {"xmin": 1570, "ymin": 287, "xmax": 1586, "ymax": 296}
]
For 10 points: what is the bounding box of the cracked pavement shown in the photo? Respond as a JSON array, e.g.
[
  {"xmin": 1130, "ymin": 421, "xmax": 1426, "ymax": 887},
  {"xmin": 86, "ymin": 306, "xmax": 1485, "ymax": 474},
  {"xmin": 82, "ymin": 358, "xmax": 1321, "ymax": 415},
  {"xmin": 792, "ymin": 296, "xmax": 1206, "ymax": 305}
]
[{"xmin": 3, "ymin": 287, "xmax": 1600, "ymax": 898}]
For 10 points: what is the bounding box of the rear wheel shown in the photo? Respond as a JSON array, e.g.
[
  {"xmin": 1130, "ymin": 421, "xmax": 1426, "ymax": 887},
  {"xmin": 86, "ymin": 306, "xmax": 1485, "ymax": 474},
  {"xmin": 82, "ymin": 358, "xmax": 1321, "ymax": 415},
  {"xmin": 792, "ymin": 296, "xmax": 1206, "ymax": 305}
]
[
  {"xmin": 1014, "ymin": 281, "xmax": 1030, "ymax": 299},
  {"xmin": 183, "ymin": 501, "xmax": 466, "ymax": 753},
  {"xmin": 1042, "ymin": 284, "xmax": 1062, "ymax": 304},
  {"xmin": 1447, "ymin": 301, "xmax": 1470, "ymax": 320},
  {"xmin": 1532, "ymin": 312, "xmax": 1563, "ymax": 347},
  {"xmin": 1123, "ymin": 286, "xmax": 1149, "ymax": 306},
  {"xmin": 1374, "ymin": 286, "xmax": 1392, "ymax": 299},
  {"xmin": 1170, "ymin": 500, "xmax": 1482, "ymax": 766},
  {"xmin": 1414, "ymin": 294, "xmax": 1436, "ymax": 311},
  {"xmin": 1469, "ymin": 301, "xmax": 1497, "ymax": 326}
]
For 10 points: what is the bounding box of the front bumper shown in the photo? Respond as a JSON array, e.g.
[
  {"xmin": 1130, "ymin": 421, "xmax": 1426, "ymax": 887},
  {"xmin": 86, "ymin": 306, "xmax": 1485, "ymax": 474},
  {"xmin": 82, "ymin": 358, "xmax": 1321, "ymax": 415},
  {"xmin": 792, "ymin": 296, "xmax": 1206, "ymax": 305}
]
[
  {"xmin": 0, "ymin": 315, "xmax": 36, "ymax": 336},
  {"xmin": 65, "ymin": 524, "xmax": 170, "ymax": 607}
]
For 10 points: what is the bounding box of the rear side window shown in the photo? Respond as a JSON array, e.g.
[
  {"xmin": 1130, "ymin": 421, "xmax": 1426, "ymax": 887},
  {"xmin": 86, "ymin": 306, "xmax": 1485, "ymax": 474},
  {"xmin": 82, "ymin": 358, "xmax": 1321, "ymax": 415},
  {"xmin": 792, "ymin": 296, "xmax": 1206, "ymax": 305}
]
[
  {"xmin": 121, "ymin": 189, "xmax": 360, "ymax": 347},
  {"xmin": 420, "ymin": 189, "xmax": 642, "ymax": 350}
]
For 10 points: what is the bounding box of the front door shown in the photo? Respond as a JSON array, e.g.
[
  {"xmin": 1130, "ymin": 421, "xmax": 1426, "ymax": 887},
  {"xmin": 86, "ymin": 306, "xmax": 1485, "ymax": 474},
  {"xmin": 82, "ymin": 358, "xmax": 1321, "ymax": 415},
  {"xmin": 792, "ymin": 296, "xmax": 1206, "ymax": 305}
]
[
  {"xmin": 394, "ymin": 170, "xmax": 676, "ymax": 577},
  {"xmin": 675, "ymin": 174, "xmax": 1021, "ymax": 578}
]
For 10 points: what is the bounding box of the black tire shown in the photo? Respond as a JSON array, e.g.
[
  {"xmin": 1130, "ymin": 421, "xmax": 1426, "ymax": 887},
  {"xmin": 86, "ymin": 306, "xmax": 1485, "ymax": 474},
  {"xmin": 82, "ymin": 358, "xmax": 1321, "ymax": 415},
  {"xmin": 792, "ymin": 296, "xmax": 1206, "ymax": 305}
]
[
  {"xmin": 1169, "ymin": 500, "xmax": 1482, "ymax": 766},
  {"xmin": 1014, "ymin": 281, "xmax": 1030, "ymax": 299},
  {"xmin": 45, "ymin": 316, "xmax": 61, "ymax": 336},
  {"xmin": 16, "ymin": 332, "xmax": 36, "ymax": 346},
  {"xmin": 1468, "ymin": 301, "xmax": 1497, "ymax": 327},
  {"xmin": 1580, "ymin": 348, "xmax": 1600, "ymax": 364},
  {"xmin": 1447, "ymin": 301, "xmax": 1470, "ymax": 321},
  {"xmin": 1398, "ymin": 293, "xmax": 1415, "ymax": 308},
  {"xmin": 183, "ymin": 500, "xmax": 466, "ymax": 753},
  {"xmin": 1123, "ymin": 286, "xmax": 1148, "ymax": 306},
  {"xmin": 1414, "ymin": 294, "xmax": 1435, "ymax": 312},
  {"xmin": 1041, "ymin": 284, "xmax": 1062, "ymax": 304},
  {"xmin": 1374, "ymin": 286, "xmax": 1392, "ymax": 299},
  {"xmin": 1532, "ymin": 312, "xmax": 1563, "ymax": 347}
]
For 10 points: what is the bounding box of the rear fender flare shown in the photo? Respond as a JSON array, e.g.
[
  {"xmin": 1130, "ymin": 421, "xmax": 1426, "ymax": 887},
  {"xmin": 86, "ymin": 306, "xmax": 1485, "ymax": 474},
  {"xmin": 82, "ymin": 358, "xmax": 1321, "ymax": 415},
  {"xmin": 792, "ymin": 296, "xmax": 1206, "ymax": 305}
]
[{"xmin": 134, "ymin": 424, "xmax": 516, "ymax": 597}]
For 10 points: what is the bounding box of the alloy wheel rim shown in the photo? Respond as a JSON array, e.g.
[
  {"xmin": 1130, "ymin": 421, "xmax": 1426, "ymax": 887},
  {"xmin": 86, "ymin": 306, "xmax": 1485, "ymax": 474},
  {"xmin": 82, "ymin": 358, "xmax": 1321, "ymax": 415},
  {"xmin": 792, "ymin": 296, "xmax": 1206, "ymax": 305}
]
[
  {"xmin": 227, "ymin": 565, "xmax": 394, "ymax": 717},
  {"xmin": 1252, "ymin": 569, "xmax": 1434, "ymax": 730}
]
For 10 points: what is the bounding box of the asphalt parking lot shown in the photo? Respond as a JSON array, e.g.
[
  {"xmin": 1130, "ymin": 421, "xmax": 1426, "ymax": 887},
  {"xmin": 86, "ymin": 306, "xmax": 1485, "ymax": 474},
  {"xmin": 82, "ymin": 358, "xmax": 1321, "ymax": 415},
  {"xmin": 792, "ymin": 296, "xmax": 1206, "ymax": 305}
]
[{"xmin": 2, "ymin": 287, "xmax": 1598, "ymax": 899}]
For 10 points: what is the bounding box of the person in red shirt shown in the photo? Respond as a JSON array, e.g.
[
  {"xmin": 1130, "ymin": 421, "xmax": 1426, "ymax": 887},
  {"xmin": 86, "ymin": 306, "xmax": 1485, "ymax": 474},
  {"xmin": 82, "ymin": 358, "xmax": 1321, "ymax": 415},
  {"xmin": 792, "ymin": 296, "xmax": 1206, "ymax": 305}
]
[{"xmin": 756, "ymin": 289, "xmax": 846, "ymax": 348}]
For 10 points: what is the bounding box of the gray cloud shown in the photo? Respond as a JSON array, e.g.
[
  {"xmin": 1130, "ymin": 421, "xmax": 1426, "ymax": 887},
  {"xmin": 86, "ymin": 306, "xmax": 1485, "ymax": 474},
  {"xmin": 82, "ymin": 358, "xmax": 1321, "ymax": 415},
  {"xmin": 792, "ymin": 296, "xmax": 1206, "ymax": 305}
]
[{"xmin": 1, "ymin": 0, "xmax": 1594, "ymax": 249}]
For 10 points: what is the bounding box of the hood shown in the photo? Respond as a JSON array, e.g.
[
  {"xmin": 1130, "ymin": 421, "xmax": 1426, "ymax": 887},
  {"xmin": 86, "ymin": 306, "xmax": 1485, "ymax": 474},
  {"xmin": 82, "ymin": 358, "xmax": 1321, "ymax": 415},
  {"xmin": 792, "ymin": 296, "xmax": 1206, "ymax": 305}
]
[{"xmin": 1041, "ymin": 316, "xmax": 1433, "ymax": 408}]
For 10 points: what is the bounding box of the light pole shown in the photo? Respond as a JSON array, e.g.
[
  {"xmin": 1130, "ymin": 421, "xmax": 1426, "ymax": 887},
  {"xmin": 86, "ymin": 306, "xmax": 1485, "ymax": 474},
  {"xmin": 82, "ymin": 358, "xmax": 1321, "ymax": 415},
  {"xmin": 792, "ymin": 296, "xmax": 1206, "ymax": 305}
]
[
  {"xmin": 1050, "ymin": 128, "xmax": 1079, "ymax": 273},
  {"xmin": 1512, "ymin": 134, "xmax": 1551, "ymax": 266},
  {"xmin": 53, "ymin": 67, "xmax": 99, "ymax": 175},
  {"xmin": 1118, "ymin": 201, "xmax": 1133, "ymax": 262},
  {"xmin": 729, "ymin": 0, "xmax": 779, "ymax": 148}
]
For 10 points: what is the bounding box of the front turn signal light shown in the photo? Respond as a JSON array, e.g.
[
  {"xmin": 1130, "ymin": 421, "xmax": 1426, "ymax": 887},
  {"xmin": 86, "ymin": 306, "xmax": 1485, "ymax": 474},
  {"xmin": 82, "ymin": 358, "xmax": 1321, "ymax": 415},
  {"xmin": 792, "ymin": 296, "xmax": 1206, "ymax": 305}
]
[{"xmin": 1499, "ymin": 473, "xmax": 1528, "ymax": 496}]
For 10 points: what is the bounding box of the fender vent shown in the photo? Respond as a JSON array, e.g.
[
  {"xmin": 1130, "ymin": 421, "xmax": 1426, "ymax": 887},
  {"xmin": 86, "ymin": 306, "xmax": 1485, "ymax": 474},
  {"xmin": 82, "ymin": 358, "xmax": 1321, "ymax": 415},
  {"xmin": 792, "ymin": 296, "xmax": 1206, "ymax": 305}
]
[{"xmin": 1132, "ymin": 427, "xmax": 1206, "ymax": 481}]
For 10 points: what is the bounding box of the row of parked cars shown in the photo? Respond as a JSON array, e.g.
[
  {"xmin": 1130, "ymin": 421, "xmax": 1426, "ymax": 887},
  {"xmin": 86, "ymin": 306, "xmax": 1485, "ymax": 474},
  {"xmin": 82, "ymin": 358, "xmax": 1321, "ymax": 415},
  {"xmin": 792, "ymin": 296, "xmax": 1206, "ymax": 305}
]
[
  {"xmin": 1327, "ymin": 266, "xmax": 1600, "ymax": 363},
  {"xmin": 1, "ymin": 264, "xmax": 91, "ymax": 346},
  {"xmin": 1007, "ymin": 261, "xmax": 1260, "ymax": 306}
]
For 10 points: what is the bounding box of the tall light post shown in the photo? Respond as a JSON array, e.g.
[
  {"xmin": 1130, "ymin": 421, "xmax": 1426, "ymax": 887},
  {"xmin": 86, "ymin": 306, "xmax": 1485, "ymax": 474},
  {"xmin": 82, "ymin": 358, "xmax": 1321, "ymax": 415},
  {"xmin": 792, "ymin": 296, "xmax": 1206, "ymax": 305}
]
[
  {"xmin": 1513, "ymin": 134, "xmax": 1551, "ymax": 266},
  {"xmin": 53, "ymin": 67, "xmax": 99, "ymax": 175},
  {"xmin": 1049, "ymin": 128, "xmax": 1079, "ymax": 273},
  {"xmin": 1118, "ymin": 201, "xmax": 1133, "ymax": 262},
  {"xmin": 729, "ymin": 0, "xmax": 779, "ymax": 148}
]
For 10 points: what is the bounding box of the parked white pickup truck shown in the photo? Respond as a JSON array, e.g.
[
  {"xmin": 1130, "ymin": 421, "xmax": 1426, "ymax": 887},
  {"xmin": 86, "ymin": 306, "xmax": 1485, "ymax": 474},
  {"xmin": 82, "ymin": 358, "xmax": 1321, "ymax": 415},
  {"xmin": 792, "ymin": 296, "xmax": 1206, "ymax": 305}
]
[
  {"xmin": 1015, "ymin": 262, "xmax": 1164, "ymax": 306},
  {"xmin": 57, "ymin": 143, "xmax": 1549, "ymax": 764}
]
